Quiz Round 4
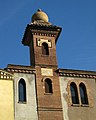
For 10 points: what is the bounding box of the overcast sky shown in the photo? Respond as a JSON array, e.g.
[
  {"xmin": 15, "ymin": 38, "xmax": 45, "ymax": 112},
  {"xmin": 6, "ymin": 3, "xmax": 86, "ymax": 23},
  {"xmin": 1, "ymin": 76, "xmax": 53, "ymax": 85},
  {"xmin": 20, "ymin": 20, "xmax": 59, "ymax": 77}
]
[{"xmin": 0, "ymin": 0, "xmax": 96, "ymax": 71}]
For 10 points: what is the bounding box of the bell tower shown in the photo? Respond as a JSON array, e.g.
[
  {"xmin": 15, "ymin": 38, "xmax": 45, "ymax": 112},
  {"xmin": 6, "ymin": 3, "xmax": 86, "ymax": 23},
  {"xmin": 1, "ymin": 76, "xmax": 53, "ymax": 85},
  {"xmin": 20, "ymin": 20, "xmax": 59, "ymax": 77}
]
[{"xmin": 22, "ymin": 9, "xmax": 63, "ymax": 120}]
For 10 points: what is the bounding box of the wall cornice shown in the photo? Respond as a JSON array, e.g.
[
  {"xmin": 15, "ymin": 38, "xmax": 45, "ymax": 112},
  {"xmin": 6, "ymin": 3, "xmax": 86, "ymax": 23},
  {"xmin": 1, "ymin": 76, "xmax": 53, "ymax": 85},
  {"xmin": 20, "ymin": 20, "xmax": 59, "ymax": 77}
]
[{"xmin": 58, "ymin": 69, "xmax": 96, "ymax": 79}]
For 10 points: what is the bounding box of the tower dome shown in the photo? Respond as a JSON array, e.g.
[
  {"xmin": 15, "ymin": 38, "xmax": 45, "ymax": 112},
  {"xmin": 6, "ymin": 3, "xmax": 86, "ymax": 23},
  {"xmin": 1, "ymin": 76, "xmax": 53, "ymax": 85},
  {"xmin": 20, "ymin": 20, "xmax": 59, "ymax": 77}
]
[{"xmin": 32, "ymin": 9, "xmax": 49, "ymax": 22}]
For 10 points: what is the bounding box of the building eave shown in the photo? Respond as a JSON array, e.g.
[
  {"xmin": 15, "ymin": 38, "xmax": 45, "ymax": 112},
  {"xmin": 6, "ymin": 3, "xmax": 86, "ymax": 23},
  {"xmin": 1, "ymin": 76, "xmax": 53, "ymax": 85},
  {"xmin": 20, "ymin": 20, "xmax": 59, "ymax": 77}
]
[
  {"xmin": 58, "ymin": 68, "xmax": 96, "ymax": 79},
  {"xmin": 22, "ymin": 23, "xmax": 62, "ymax": 46},
  {"xmin": 5, "ymin": 64, "xmax": 36, "ymax": 74}
]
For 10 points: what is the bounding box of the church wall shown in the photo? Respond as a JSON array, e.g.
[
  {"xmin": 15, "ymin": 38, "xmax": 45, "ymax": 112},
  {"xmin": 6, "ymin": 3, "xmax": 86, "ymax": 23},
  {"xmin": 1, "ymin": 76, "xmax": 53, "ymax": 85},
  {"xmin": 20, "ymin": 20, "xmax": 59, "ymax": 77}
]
[
  {"xmin": 0, "ymin": 79, "xmax": 14, "ymax": 120},
  {"xmin": 59, "ymin": 77, "xmax": 69, "ymax": 120},
  {"xmin": 14, "ymin": 73, "xmax": 38, "ymax": 120},
  {"xmin": 59, "ymin": 76, "xmax": 96, "ymax": 120}
]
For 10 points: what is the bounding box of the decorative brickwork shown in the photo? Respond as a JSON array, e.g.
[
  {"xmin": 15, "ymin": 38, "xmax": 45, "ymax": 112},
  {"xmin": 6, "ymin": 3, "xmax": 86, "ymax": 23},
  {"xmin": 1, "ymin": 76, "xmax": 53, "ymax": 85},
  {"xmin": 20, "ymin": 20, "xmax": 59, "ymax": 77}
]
[
  {"xmin": 67, "ymin": 80, "xmax": 92, "ymax": 107},
  {"xmin": 5, "ymin": 64, "xmax": 35, "ymax": 74},
  {"xmin": 59, "ymin": 69, "xmax": 96, "ymax": 78},
  {"xmin": 0, "ymin": 69, "xmax": 13, "ymax": 80}
]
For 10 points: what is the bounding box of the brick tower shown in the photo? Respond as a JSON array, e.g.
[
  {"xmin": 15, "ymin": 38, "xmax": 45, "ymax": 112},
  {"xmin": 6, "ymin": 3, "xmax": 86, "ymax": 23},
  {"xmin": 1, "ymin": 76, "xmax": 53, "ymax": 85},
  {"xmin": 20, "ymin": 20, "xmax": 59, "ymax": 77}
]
[{"xmin": 22, "ymin": 9, "xmax": 63, "ymax": 120}]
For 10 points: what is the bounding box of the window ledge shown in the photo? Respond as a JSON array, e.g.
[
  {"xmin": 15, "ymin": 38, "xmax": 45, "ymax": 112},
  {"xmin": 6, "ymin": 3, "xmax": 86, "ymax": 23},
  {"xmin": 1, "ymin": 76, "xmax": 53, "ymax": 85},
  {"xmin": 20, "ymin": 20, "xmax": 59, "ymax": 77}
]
[
  {"xmin": 71, "ymin": 104, "xmax": 80, "ymax": 107},
  {"xmin": 41, "ymin": 55, "xmax": 49, "ymax": 57},
  {"xmin": 44, "ymin": 93, "xmax": 53, "ymax": 95},
  {"xmin": 18, "ymin": 101, "xmax": 27, "ymax": 104},
  {"xmin": 81, "ymin": 104, "xmax": 89, "ymax": 107},
  {"xmin": 71, "ymin": 104, "xmax": 89, "ymax": 107}
]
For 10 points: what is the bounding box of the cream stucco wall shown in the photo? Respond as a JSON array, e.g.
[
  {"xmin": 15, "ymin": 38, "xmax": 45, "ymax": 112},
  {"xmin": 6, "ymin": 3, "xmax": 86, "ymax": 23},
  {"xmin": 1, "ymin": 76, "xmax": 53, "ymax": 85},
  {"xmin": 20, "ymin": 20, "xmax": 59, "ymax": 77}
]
[
  {"xmin": 0, "ymin": 80, "xmax": 14, "ymax": 120},
  {"xmin": 59, "ymin": 76, "xmax": 96, "ymax": 120},
  {"xmin": 59, "ymin": 77, "xmax": 69, "ymax": 120},
  {"xmin": 14, "ymin": 73, "xmax": 38, "ymax": 120}
]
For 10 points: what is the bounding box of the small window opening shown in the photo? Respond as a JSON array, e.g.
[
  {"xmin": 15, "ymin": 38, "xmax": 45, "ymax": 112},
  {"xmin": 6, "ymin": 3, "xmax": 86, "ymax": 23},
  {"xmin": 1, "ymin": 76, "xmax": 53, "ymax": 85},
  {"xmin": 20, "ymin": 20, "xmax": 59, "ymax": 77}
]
[
  {"xmin": 79, "ymin": 83, "xmax": 88, "ymax": 105},
  {"xmin": 18, "ymin": 79, "xmax": 26, "ymax": 102},
  {"xmin": 70, "ymin": 82, "xmax": 79, "ymax": 104},
  {"xmin": 45, "ymin": 78, "xmax": 53, "ymax": 93},
  {"xmin": 42, "ymin": 42, "xmax": 49, "ymax": 55}
]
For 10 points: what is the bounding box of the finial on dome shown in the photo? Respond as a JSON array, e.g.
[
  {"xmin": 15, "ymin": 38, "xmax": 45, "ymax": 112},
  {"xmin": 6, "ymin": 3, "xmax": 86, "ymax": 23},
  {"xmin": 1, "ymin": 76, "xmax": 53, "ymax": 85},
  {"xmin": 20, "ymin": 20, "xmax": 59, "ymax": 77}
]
[
  {"xmin": 37, "ymin": 9, "xmax": 42, "ymax": 12},
  {"xmin": 31, "ymin": 9, "xmax": 49, "ymax": 22}
]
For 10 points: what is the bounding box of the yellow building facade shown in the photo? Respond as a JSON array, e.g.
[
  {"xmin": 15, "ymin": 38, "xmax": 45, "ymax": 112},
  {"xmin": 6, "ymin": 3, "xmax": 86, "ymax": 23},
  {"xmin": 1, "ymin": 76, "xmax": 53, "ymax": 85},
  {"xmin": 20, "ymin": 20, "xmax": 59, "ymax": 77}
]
[{"xmin": 0, "ymin": 70, "xmax": 14, "ymax": 120}]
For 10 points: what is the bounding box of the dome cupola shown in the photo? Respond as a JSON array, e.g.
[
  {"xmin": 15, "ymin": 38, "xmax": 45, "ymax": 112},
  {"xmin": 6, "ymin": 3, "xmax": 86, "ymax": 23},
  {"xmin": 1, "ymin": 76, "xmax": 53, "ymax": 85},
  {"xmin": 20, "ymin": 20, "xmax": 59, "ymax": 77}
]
[{"xmin": 32, "ymin": 9, "xmax": 49, "ymax": 22}]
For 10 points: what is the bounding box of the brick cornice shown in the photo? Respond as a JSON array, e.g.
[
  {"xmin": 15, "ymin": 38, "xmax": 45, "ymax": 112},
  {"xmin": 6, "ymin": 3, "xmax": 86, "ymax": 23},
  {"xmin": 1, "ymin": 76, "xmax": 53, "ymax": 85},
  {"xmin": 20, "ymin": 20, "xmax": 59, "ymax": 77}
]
[
  {"xmin": 58, "ymin": 69, "xmax": 96, "ymax": 79},
  {"xmin": 5, "ymin": 64, "xmax": 36, "ymax": 74},
  {"xmin": 6, "ymin": 68, "xmax": 35, "ymax": 74}
]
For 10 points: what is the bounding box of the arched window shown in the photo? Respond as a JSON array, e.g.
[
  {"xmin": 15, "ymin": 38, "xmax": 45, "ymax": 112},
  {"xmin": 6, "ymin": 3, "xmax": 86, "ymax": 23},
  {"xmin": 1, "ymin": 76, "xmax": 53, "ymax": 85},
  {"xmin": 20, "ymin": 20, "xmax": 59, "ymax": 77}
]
[
  {"xmin": 45, "ymin": 78, "xmax": 53, "ymax": 93},
  {"xmin": 70, "ymin": 82, "xmax": 79, "ymax": 104},
  {"xmin": 42, "ymin": 42, "xmax": 49, "ymax": 55},
  {"xmin": 18, "ymin": 79, "xmax": 26, "ymax": 102},
  {"xmin": 79, "ymin": 83, "xmax": 88, "ymax": 105}
]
